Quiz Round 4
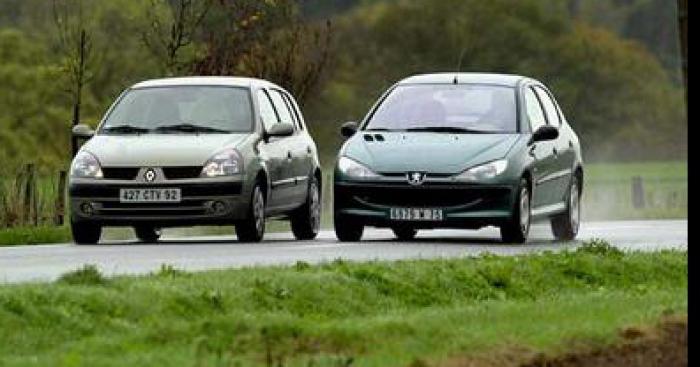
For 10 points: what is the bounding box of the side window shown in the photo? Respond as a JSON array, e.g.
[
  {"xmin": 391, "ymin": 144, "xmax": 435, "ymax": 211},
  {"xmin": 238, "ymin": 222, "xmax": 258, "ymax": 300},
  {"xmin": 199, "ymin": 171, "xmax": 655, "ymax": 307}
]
[
  {"xmin": 257, "ymin": 90, "xmax": 279, "ymax": 131},
  {"xmin": 524, "ymin": 87, "xmax": 547, "ymax": 131},
  {"xmin": 282, "ymin": 92, "xmax": 304, "ymax": 130},
  {"xmin": 534, "ymin": 86, "xmax": 561, "ymax": 126},
  {"xmin": 268, "ymin": 89, "xmax": 297, "ymax": 130}
]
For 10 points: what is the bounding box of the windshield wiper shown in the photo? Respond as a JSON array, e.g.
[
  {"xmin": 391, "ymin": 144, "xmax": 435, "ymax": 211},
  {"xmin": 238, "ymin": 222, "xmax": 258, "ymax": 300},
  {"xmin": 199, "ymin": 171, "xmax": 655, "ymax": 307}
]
[
  {"xmin": 101, "ymin": 124, "xmax": 151, "ymax": 134},
  {"xmin": 405, "ymin": 126, "xmax": 494, "ymax": 134},
  {"xmin": 154, "ymin": 123, "xmax": 232, "ymax": 134}
]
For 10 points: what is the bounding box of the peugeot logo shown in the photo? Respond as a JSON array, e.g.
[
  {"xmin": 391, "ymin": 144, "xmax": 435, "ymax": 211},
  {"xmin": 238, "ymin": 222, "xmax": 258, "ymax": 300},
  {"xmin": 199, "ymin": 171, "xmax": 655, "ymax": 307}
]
[
  {"xmin": 144, "ymin": 168, "xmax": 157, "ymax": 182},
  {"xmin": 407, "ymin": 172, "xmax": 426, "ymax": 186}
]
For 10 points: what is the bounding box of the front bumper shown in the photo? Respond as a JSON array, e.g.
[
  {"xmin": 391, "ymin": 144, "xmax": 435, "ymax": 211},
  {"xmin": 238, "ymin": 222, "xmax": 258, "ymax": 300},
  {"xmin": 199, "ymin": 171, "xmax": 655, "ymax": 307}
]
[
  {"xmin": 334, "ymin": 179, "xmax": 516, "ymax": 229},
  {"xmin": 69, "ymin": 177, "xmax": 249, "ymax": 227}
]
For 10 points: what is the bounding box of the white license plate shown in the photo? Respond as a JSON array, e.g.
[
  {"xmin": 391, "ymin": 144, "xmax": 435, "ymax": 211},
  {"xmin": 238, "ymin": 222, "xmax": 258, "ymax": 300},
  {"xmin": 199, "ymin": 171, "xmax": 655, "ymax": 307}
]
[
  {"xmin": 390, "ymin": 208, "xmax": 443, "ymax": 221},
  {"xmin": 119, "ymin": 188, "xmax": 181, "ymax": 203}
]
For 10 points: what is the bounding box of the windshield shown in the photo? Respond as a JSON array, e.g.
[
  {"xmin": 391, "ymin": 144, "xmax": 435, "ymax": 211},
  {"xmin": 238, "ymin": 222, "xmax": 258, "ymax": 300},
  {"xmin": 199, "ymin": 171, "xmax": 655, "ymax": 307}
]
[
  {"xmin": 364, "ymin": 84, "xmax": 517, "ymax": 133},
  {"xmin": 100, "ymin": 86, "xmax": 253, "ymax": 134}
]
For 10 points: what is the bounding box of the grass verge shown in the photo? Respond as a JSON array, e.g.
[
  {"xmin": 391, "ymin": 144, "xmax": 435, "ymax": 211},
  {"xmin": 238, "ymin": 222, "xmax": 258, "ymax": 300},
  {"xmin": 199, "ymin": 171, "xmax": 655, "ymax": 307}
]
[
  {"xmin": 0, "ymin": 242, "xmax": 687, "ymax": 366},
  {"xmin": 0, "ymin": 225, "xmax": 71, "ymax": 246}
]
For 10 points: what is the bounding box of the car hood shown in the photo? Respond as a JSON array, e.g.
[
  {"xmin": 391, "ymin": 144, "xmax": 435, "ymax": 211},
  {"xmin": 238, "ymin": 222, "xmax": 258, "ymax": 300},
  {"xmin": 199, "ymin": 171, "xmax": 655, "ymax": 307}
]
[
  {"xmin": 342, "ymin": 132, "xmax": 520, "ymax": 174},
  {"xmin": 81, "ymin": 134, "xmax": 249, "ymax": 167}
]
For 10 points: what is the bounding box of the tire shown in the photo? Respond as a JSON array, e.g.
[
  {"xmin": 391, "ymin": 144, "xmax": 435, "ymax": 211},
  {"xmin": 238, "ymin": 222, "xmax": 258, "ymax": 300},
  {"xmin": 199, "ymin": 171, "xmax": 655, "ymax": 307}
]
[
  {"xmin": 134, "ymin": 226, "xmax": 161, "ymax": 243},
  {"xmin": 551, "ymin": 177, "xmax": 581, "ymax": 241},
  {"xmin": 71, "ymin": 220, "xmax": 102, "ymax": 245},
  {"xmin": 334, "ymin": 212, "xmax": 363, "ymax": 242},
  {"xmin": 392, "ymin": 226, "xmax": 417, "ymax": 241},
  {"xmin": 291, "ymin": 176, "xmax": 321, "ymax": 240},
  {"xmin": 500, "ymin": 179, "xmax": 531, "ymax": 244},
  {"xmin": 236, "ymin": 184, "xmax": 266, "ymax": 243}
]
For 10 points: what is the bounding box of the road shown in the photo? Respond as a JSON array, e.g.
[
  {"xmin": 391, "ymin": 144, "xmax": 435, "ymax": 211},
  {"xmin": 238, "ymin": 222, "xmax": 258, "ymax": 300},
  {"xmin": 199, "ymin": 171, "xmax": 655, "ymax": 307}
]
[{"xmin": 0, "ymin": 220, "xmax": 687, "ymax": 283}]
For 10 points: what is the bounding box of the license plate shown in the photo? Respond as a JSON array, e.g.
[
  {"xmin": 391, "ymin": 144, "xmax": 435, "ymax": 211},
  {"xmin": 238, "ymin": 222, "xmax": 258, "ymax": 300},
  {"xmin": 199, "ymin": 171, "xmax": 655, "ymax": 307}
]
[
  {"xmin": 119, "ymin": 188, "xmax": 181, "ymax": 203},
  {"xmin": 390, "ymin": 208, "xmax": 443, "ymax": 221}
]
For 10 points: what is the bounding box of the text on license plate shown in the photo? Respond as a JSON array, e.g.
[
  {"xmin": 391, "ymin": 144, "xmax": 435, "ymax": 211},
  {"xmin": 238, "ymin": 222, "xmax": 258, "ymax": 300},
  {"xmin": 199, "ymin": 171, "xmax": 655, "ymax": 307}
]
[
  {"xmin": 390, "ymin": 208, "xmax": 443, "ymax": 221},
  {"xmin": 119, "ymin": 188, "xmax": 181, "ymax": 203}
]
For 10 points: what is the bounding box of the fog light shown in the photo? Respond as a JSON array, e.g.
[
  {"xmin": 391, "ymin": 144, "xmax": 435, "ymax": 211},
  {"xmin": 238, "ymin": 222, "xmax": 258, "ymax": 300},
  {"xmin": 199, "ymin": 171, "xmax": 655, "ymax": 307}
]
[{"xmin": 80, "ymin": 202, "xmax": 94, "ymax": 216}]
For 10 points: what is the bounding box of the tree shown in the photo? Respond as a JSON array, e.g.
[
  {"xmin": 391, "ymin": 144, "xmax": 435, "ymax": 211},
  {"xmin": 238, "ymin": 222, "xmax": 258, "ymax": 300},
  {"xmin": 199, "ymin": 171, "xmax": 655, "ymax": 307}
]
[
  {"xmin": 192, "ymin": 0, "xmax": 332, "ymax": 105},
  {"xmin": 141, "ymin": 0, "xmax": 213, "ymax": 75},
  {"xmin": 52, "ymin": 0, "xmax": 94, "ymax": 156}
]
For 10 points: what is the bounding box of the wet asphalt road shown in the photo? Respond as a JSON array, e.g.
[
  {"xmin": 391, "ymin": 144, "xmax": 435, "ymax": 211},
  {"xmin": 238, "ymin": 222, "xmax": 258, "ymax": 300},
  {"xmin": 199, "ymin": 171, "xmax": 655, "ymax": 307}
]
[{"xmin": 0, "ymin": 219, "xmax": 687, "ymax": 283}]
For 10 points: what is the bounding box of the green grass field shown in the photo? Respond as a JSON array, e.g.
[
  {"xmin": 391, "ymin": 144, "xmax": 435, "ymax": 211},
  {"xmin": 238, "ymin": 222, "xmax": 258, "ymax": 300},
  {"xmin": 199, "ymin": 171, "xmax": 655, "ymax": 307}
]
[
  {"xmin": 0, "ymin": 161, "xmax": 687, "ymax": 246},
  {"xmin": 0, "ymin": 242, "xmax": 688, "ymax": 366}
]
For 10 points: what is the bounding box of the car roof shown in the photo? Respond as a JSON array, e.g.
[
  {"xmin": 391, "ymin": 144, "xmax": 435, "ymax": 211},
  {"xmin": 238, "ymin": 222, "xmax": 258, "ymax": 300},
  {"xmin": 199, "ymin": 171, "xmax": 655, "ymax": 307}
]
[
  {"xmin": 131, "ymin": 76, "xmax": 282, "ymax": 90},
  {"xmin": 398, "ymin": 73, "xmax": 527, "ymax": 87}
]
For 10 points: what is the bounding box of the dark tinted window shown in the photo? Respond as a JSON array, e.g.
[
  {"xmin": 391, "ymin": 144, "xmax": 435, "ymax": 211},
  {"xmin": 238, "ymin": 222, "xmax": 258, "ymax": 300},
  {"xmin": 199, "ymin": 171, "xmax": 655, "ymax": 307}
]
[
  {"xmin": 257, "ymin": 90, "xmax": 279, "ymax": 131},
  {"xmin": 534, "ymin": 86, "xmax": 560, "ymax": 126},
  {"xmin": 269, "ymin": 89, "xmax": 297, "ymax": 130},
  {"xmin": 365, "ymin": 84, "xmax": 517, "ymax": 133},
  {"xmin": 524, "ymin": 87, "xmax": 547, "ymax": 131}
]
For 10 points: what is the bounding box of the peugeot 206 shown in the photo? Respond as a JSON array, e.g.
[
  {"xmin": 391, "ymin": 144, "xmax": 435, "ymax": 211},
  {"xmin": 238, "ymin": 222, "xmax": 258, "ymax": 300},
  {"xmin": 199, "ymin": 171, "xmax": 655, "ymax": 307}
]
[{"xmin": 333, "ymin": 73, "xmax": 583, "ymax": 243}]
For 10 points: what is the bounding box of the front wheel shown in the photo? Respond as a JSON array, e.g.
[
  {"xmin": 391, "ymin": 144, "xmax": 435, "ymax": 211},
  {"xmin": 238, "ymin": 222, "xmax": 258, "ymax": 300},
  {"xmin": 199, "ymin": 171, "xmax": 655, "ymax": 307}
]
[
  {"xmin": 291, "ymin": 177, "xmax": 321, "ymax": 240},
  {"xmin": 134, "ymin": 226, "xmax": 161, "ymax": 243},
  {"xmin": 71, "ymin": 220, "xmax": 102, "ymax": 245},
  {"xmin": 236, "ymin": 184, "xmax": 266, "ymax": 243},
  {"xmin": 500, "ymin": 179, "xmax": 531, "ymax": 244},
  {"xmin": 334, "ymin": 212, "xmax": 363, "ymax": 242},
  {"xmin": 551, "ymin": 177, "xmax": 581, "ymax": 241},
  {"xmin": 392, "ymin": 226, "xmax": 417, "ymax": 241}
]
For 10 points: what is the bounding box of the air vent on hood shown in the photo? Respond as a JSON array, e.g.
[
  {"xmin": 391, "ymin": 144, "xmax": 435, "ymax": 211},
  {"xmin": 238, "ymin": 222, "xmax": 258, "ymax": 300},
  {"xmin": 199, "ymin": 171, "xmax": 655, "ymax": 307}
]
[{"xmin": 363, "ymin": 134, "xmax": 374, "ymax": 142}]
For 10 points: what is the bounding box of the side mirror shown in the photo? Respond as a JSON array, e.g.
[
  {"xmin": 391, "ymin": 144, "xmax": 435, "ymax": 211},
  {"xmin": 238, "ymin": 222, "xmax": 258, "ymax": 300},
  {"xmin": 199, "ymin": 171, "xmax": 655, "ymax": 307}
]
[
  {"xmin": 530, "ymin": 125, "xmax": 559, "ymax": 143},
  {"xmin": 266, "ymin": 123, "xmax": 295, "ymax": 138},
  {"xmin": 72, "ymin": 124, "xmax": 95, "ymax": 139},
  {"xmin": 340, "ymin": 121, "xmax": 358, "ymax": 138}
]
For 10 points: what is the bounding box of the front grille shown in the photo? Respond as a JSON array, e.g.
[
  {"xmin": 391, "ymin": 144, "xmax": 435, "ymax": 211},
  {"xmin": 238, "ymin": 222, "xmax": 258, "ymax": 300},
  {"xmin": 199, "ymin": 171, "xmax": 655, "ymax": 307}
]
[
  {"xmin": 96, "ymin": 200, "xmax": 210, "ymax": 217},
  {"xmin": 70, "ymin": 182, "xmax": 242, "ymax": 198},
  {"xmin": 341, "ymin": 183, "xmax": 511, "ymax": 208},
  {"xmin": 163, "ymin": 167, "xmax": 202, "ymax": 180},
  {"xmin": 102, "ymin": 168, "xmax": 139, "ymax": 180}
]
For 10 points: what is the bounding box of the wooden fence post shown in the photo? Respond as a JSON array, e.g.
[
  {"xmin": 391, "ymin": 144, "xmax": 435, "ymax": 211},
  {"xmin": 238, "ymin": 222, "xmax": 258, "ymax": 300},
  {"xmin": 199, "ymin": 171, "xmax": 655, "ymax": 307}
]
[
  {"xmin": 22, "ymin": 164, "xmax": 36, "ymax": 226},
  {"xmin": 55, "ymin": 170, "xmax": 67, "ymax": 226},
  {"xmin": 632, "ymin": 176, "xmax": 645, "ymax": 209}
]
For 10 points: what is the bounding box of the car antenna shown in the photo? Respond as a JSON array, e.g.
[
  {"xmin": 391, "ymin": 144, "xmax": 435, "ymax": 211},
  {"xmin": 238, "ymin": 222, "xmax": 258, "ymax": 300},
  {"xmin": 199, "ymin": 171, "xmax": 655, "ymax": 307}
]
[{"xmin": 454, "ymin": 48, "xmax": 466, "ymax": 85}]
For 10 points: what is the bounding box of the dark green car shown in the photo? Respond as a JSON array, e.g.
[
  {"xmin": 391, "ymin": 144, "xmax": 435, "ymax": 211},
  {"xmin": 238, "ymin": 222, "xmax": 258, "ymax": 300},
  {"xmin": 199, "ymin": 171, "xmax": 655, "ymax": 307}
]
[{"xmin": 333, "ymin": 73, "xmax": 583, "ymax": 243}]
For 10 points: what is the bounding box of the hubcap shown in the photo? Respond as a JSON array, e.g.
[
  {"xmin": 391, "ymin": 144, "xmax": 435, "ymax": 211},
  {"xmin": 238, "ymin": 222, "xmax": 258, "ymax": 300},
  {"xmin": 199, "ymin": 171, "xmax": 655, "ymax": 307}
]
[
  {"xmin": 310, "ymin": 182, "xmax": 321, "ymax": 232},
  {"xmin": 570, "ymin": 183, "xmax": 580, "ymax": 232},
  {"xmin": 253, "ymin": 187, "xmax": 265, "ymax": 234},
  {"xmin": 519, "ymin": 187, "xmax": 530, "ymax": 233}
]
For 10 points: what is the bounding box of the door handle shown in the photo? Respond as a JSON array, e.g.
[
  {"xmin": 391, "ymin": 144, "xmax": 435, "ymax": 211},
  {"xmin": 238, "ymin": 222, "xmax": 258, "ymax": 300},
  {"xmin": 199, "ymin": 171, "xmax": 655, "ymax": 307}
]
[
  {"xmin": 307, "ymin": 146, "xmax": 312, "ymax": 155},
  {"xmin": 287, "ymin": 151, "xmax": 293, "ymax": 160},
  {"xmin": 553, "ymin": 147, "xmax": 558, "ymax": 157},
  {"xmin": 528, "ymin": 145, "xmax": 537, "ymax": 157}
]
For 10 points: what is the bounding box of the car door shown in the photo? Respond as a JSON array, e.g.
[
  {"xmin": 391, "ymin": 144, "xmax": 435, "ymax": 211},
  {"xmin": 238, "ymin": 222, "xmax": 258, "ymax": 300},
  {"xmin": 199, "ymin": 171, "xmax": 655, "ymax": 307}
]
[
  {"xmin": 281, "ymin": 90, "xmax": 316, "ymax": 196},
  {"xmin": 255, "ymin": 88, "xmax": 296, "ymax": 210},
  {"xmin": 523, "ymin": 86, "xmax": 557, "ymax": 208},
  {"xmin": 533, "ymin": 86, "xmax": 575, "ymax": 205},
  {"xmin": 267, "ymin": 88, "xmax": 309, "ymax": 205}
]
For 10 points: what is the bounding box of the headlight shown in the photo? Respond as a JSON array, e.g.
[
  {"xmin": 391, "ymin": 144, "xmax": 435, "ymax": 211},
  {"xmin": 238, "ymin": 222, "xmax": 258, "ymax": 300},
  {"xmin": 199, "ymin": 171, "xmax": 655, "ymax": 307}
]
[
  {"xmin": 338, "ymin": 156, "xmax": 379, "ymax": 179},
  {"xmin": 201, "ymin": 149, "xmax": 243, "ymax": 177},
  {"xmin": 455, "ymin": 159, "xmax": 508, "ymax": 182},
  {"xmin": 70, "ymin": 151, "xmax": 103, "ymax": 179}
]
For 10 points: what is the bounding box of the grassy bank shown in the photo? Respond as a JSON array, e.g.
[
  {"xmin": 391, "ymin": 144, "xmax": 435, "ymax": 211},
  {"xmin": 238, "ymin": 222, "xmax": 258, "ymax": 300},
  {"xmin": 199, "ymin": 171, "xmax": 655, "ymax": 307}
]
[{"xmin": 0, "ymin": 242, "xmax": 687, "ymax": 366}]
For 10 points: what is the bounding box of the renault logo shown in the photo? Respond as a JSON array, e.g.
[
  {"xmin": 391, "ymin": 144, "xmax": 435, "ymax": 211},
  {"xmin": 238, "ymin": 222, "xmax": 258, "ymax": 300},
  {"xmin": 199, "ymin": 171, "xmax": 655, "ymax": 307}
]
[
  {"xmin": 144, "ymin": 168, "xmax": 157, "ymax": 182},
  {"xmin": 407, "ymin": 172, "xmax": 426, "ymax": 186}
]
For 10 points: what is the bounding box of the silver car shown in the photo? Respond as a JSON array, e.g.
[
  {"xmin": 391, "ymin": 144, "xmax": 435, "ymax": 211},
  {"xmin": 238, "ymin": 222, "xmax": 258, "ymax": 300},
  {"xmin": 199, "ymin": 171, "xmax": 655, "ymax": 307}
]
[{"xmin": 69, "ymin": 77, "xmax": 322, "ymax": 244}]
